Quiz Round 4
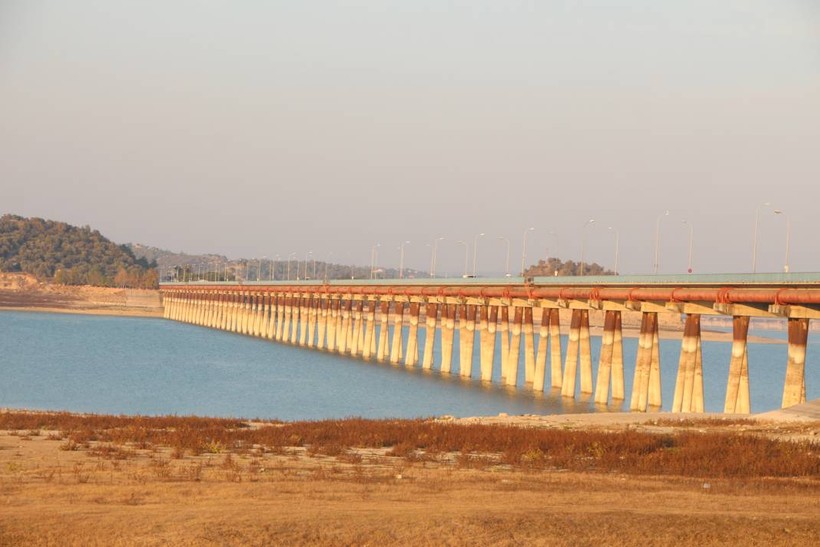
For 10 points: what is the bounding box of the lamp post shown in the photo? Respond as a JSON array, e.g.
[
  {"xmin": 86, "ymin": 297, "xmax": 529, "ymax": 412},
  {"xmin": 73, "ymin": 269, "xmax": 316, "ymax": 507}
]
[
  {"xmin": 607, "ymin": 226, "xmax": 619, "ymax": 275},
  {"xmin": 580, "ymin": 219, "xmax": 595, "ymax": 276},
  {"xmin": 304, "ymin": 250, "xmax": 313, "ymax": 280},
  {"xmin": 498, "ymin": 236, "xmax": 511, "ymax": 277},
  {"xmin": 774, "ymin": 210, "xmax": 791, "ymax": 273},
  {"xmin": 682, "ymin": 220, "xmax": 694, "ymax": 273},
  {"xmin": 752, "ymin": 201, "xmax": 771, "ymax": 274},
  {"xmin": 456, "ymin": 240, "xmax": 468, "ymax": 277},
  {"xmin": 429, "ymin": 236, "xmax": 444, "ymax": 278},
  {"xmin": 287, "ymin": 252, "xmax": 297, "ymax": 281},
  {"xmin": 472, "ymin": 232, "xmax": 485, "ymax": 277},
  {"xmin": 273, "ymin": 255, "xmax": 279, "ymax": 281},
  {"xmin": 653, "ymin": 210, "xmax": 670, "ymax": 274},
  {"xmin": 399, "ymin": 241, "xmax": 410, "ymax": 279},
  {"xmin": 520, "ymin": 226, "xmax": 535, "ymax": 276},
  {"xmin": 370, "ymin": 244, "xmax": 381, "ymax": 279}
]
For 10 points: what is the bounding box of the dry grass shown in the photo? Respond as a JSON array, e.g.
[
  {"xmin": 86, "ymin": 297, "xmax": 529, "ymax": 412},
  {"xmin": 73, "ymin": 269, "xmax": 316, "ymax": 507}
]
[
  {"xmin": 0, "ymin": 411, "xmax": 818, "ymax": 546},
  {"xmin": 1, "ymin": 411, "xmax": 816, "ymax": 479}
]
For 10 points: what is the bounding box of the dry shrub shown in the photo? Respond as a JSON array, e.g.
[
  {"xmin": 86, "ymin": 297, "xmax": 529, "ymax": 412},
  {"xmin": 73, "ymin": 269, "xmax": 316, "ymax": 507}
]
[{"xmin": 2, "ymin": 411, "xmax": 817, "ymax": 479}]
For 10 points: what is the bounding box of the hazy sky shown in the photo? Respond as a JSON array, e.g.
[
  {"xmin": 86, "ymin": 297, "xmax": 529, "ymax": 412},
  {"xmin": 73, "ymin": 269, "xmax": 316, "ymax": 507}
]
[{"xmin": 2, "ymin": 1, "xmax": 819, "ymax": 276}]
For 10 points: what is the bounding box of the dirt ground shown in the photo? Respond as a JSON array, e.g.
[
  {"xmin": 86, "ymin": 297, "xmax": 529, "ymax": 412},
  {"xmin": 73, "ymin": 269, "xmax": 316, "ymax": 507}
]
[
  {"xmin": 0, "ymin": 273, "xmax": 162, "ymax": 318},
  {"xmin": 0, "ymin": 410, "xmax": 817, "ymax": 546}
]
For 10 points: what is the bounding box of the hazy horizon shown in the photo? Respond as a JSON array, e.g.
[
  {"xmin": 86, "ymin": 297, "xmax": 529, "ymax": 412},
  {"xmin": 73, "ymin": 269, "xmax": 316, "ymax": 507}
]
[{"xmin": 3, "ymin": 1, "xmax": 819, "ymax": 276}]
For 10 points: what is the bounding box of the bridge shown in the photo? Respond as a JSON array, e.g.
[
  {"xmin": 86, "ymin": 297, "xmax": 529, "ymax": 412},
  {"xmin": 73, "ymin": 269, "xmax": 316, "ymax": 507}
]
[{"xmin": 159, "ymin": 273, "xmax": 819, "ymax": 414}]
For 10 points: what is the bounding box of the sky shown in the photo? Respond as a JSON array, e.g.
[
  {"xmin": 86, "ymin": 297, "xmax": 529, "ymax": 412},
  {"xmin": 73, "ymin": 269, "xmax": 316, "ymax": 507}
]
[{"xmin": 2, "ymin": 1, "xmax": 819, "ymax": 276}]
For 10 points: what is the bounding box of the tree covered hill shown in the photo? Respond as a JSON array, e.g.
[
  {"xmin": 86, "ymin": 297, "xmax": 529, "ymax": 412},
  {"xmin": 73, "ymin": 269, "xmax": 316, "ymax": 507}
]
[{"xmin": 0, "ymin": 214, "xmax": 158, "ymax": 288}]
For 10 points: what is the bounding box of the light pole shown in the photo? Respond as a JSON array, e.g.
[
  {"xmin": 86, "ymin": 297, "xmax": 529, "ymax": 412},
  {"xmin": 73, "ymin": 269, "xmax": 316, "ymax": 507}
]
[
  {"xmin": 580, "ymin": 219, "xmax": 595, "ymax": 276},
  {"xmin": 273, "ymin": 255, "xmax": 279, "ymax": 281},
  {"xmin": 399, "ymin": 241, "xmax": 410, "ymax": 279},
  {"xmin": 370, "ymin": 244, "xmax": 381, "ymax": 279},
  {"xmin": 653, "ymin": 210, "xmax": 670, "ymax": 274},
  {"xmin": 287, "ymin": 252, "xmax": 297, "ymax": 281},
  {"xmin": 304, "ymin": 250, "xmax": 313, "ymax": 280},
  {"xmin": 607, "ymin": 226, "xmax": 620, "ymax": 275},
  {"xmin": 498, "ymin": 236, "xmax": 511, "ymax": 277},
  {"xmin": 472, "ymin": 232, "xmax": 485, "ymax": 277},
  {"xmin": 520, "ymin": 227, "xmax": 535, "ymax": 276},
  {"xmin": 429, "ymin": 236, "xmax": 444, "ymax": 278},
  {"xmin": 682, "ymin": 220, "xmax": 694, "ymax": 273},
  {"xmin": 456, "ymin": 240, "xmax": 468, "ymax": 277},
  {"xmin": 752, "ymin": 201, "xmax": 771, "ymax": 273},
  {"xmin": 774, "ymin": 210, "xmax": 791, "ymax": 273}
]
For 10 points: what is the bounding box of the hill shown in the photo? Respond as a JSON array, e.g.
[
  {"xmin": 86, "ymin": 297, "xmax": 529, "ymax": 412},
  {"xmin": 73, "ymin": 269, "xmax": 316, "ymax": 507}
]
[{"xmin": 0, "ymin": 214, "xmax": 157, "ymax": 288}]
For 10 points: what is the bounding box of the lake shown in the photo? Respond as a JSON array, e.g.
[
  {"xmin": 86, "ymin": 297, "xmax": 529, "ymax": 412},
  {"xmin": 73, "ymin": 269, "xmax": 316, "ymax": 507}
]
[{"xmin": 0, "ymin": 310, "xmax": 815, "ymax": 420}]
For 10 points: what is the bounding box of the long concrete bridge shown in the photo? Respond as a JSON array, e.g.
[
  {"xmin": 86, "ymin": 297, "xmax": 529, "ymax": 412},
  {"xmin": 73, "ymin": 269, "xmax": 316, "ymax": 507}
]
[{"xmin": 159, "ymin": 273, "xmax": 818, "ymax": 414}]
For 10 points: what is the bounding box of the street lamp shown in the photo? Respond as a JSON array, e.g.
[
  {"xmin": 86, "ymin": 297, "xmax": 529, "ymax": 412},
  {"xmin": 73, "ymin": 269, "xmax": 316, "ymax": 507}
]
[
  {"xmin": 456, "ymin": 240, "xmax": 468, "ymax": 277},
  {"xmin": 498, "ymin": 236, "xmax": 511, "ymax": 277},
  {"xmin": 774, "ymin": 210, "xmax": 791, "ymax": 273},
  {"xmin": 472, "ymin": 232, "xmax": 485, "ymax": 277},
  {"xmin": 682, "ymin": 220, "xmax": 694, "ymax": 273},
  {"xmin": 287, "ymin": 252, "xmax": 297, "ymax": 281},
  {"xmin": 607, "ymin": 226, "xmax": 619, "ymax": 275},
  {"xmin": 752, "ymin": 201, "xmax": 771, "ymax": 273},
  {"xmin": 429, "ymin": 236, "xmax": 444, "ymax": 278},
  {"xmin": 304, "ymin": 250, "xmax": 313, "ymax": 280},
  {"xmin": 398, "ymin": 241, "xmax": 410, "ymax": 279},
  {"xmin": 520, "ymin": 227, "xmax": 535, "ymax": 276},
  {"xmin": 653, "ymin": 210, "xmax": 670, "ymax": 274},
  {"xmin": 580, "ymin": 219, "xmax": 595, "ymax": 276},
  {"xmin": 370, "ymin": 244, "xmax": 381, "ymax": 279}
]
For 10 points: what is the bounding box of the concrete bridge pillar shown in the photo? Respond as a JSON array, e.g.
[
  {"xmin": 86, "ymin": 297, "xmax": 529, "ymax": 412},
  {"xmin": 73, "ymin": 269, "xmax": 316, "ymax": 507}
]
[
  {"xmin": 724, "ymin": 316, "xmax": 751, "ymax": 414},
  {"xmin": 561, "ymin": 310, "xmax": 582, "ymax": 398},
  {"xmin": 350, "ymin": 300, "xmax": 363, "ymax": 356},
  {"xmin": 523, "ymin": 307, "xmax": 535, "ymax": 386},
  {"xmin": 405, "ymin": 302, "xmax": 420, "ymax": 367},
  {"xmin": 673, "ymin": 314, "xmax": 703, "ymax": 413},
  {"xmin": 253, "ymin": 293, "xmax": 262, "ymax": 335},
  {"xmin": 377, "ymin": 301, "xmax": 390, "ymax": 362},
  {"xmin": 631, "ymin": 312, "xmax": 661, "ymax": 412},
  {"xmin": 533, "ymin": 307, "xmax": 550, "ymax": 391},
  {"xmin": 549, "ymin": 308, "xmax": 563, "ymax": 389},
  {"xmin": 460, "ymin": 305, "xmax": 476, "ymax": 378},
  {"xmin": 363, "ymin": 300, "xmax": 376, "ymax": 360},
  {"xmin": 440, "ymin": 304, "xmax": 455, "ymax": 374},
  {"xmin": 282, "ymin": 295, "xmax": 293, "ymax": 343},
  {"xmin": 499, "ymin": 306, "xmax": 510, "ymax": 383},
  {"xmin": 506, "ymin": 307, "xmax": 523, "ymax": 387},
  {"xmin": 336, "ymin": 299, "xmax": 348, "ymax": 353},
  {"xmin": 306, "ymin": 296, "xmax": 317, "ymax": 347},
  {"xmin": 267, "ymin": 294, "xmax": 276, "ymax": 340},
  {"xmin": 299, "ymin": 294, "xmax": 310, "ymax": 347},
  {"xmin": 594, "ymin": 310, "xmax": 618, "ymax": 404},
  {"xmin": 579, "ymin": 309, "xmax": 593, "ymax": 395},
  {"xmin": 316, "ymin": 297, "xmax": 328, "ymax": 349},
  {"xmin": 422, "ymin": 302, "xmax": 438, "ymax": 370},
  {"xmin": 478, "ymin": 305, "xmax": 493, "ymax": 381},
  {"xmin": 389, "ymin": 302, "xmax": 405, "ymax": 365},
  {"xmin": 326, "ymin": 298, "xmax": 338, "ymax": 351},
  {"xmin": 783, "ymin": 318, "xmax": 809, "ymax": 408}
]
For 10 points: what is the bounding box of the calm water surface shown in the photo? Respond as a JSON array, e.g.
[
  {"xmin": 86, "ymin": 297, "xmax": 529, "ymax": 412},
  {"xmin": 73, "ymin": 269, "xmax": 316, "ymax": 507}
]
[{"xmin": 0, "ymin": 311, "xmax": 815, "ymax": 419}]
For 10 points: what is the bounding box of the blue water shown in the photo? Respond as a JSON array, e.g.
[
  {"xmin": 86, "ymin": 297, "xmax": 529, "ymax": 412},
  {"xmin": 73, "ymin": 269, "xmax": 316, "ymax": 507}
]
[{"xmin": 0, "ymin": 311, "xmax": 815, "ymax": 419}]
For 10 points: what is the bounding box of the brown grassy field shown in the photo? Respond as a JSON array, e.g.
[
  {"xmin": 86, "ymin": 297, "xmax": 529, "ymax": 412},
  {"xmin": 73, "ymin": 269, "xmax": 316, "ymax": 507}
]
[{"xmin": 1, "ymin": 411, "xmax": 818, "ymax": 546}]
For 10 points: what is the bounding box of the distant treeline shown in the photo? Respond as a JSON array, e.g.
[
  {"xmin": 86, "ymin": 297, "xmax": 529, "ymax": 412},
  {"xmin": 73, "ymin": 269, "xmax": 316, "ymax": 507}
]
[
  {"xmin": 524, "ymin": 257, "xmax": 613, "ymax": 277},
  {"xmin": 0, "ymin": 214, "xmax": 158, "ymax": 288}
]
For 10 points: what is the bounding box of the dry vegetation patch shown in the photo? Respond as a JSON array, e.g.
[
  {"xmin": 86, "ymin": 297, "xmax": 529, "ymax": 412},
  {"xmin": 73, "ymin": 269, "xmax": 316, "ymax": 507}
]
[{"xmin": 1, "ymin": 410, "xmax": 818, "ymax": 546}]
